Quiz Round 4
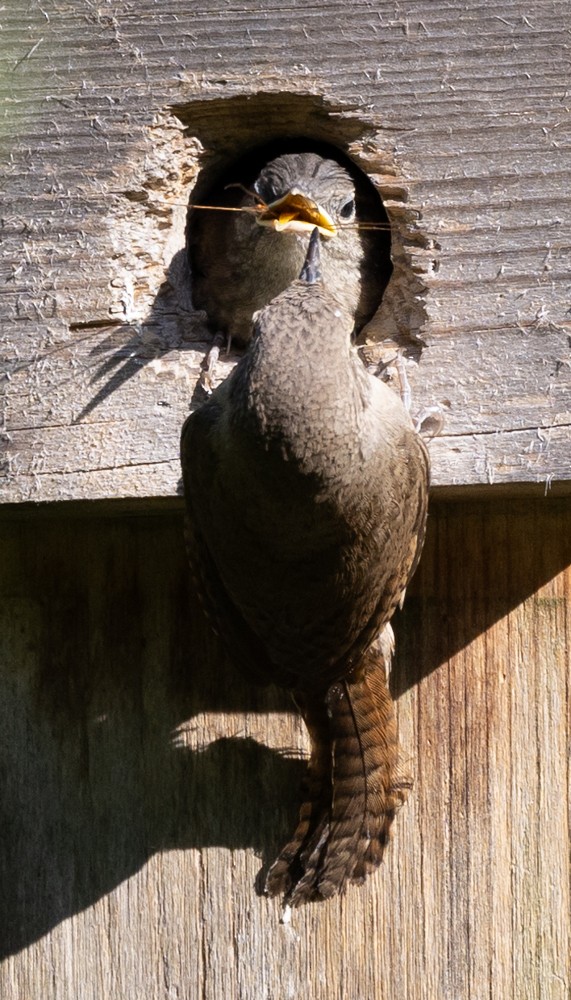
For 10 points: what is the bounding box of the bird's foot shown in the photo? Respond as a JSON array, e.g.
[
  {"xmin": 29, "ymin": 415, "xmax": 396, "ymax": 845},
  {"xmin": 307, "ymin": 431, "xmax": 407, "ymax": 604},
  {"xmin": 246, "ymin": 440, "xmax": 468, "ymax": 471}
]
[
  {"xmin": 413, "ymin": 405, "xmax": 445, "ymax": 439},
  {"xmin": 199, "ymin": 331, "xmax": 232, "ymax": 394},
  {"xmin": 376, "ymin": 350, "xmax": 415, "ymax": 412},
  {"xmin": 392, "ymin": 354, "xmax": 446, "ymax": 438},
  {"xmin": 393, "ymin": 352, "xmax": 412, "ymax": 412}
]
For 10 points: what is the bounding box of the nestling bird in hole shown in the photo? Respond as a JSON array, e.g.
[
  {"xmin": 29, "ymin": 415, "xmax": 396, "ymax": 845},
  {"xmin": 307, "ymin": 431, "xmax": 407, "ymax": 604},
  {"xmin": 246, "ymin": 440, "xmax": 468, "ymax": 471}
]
[
  {"xmin": 188, "ymin": 150, "xmax": 391, "ymax": 345},
  {"xmin": 181, "ymin": 227, "xmax": 429, "ymax": 906}
]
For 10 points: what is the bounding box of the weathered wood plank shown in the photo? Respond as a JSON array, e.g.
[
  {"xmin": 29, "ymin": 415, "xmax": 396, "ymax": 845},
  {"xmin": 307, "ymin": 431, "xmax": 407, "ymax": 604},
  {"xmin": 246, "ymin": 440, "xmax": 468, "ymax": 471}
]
[
  {"xmin": 1, "ymin": 1, "xmax": 570, "ymax": 503},
  {"xmin": 0, "ymin": 498, "xmax": 569, "ymax": 998}
]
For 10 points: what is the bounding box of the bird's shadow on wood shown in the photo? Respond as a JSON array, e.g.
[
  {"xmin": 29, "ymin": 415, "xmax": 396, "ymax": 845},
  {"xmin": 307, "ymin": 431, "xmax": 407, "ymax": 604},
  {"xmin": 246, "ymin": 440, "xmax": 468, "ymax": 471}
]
[{"xmin": 0, "ymin": 513, "xmax": 305, "ymax": 960}]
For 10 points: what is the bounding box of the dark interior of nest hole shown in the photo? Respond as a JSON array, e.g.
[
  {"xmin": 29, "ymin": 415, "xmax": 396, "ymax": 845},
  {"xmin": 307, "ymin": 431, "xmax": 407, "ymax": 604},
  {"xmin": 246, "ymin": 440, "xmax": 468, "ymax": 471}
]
[{"xmin": 186, "ymin": 136, "xmax": 393, "ymax": 331}]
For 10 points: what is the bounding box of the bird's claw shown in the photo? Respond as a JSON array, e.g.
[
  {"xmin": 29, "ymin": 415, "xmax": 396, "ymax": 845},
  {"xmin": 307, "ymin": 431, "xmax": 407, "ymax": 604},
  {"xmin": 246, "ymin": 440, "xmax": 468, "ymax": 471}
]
[
  {"xmin": 373, "ymin": 350, "xmax": 445, "ymax": 439},
  {"xmin": 413, "ymin": 405, "xmax": 445, "ymax": 439},
  {"xmin": 199, "ymin": 331, "xmax": 232, "ymax": 394},
  {"xmin": 393, "ymin": 353, "xmax": 412, "ymax": 412}
]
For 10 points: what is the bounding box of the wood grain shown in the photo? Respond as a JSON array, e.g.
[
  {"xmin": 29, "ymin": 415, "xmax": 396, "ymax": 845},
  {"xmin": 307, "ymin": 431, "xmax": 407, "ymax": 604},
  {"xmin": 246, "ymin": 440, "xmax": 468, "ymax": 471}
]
[
  {"xmin": 0, "ymin": 497, "xmax": 569, "ymax": 999},
  {"xmin": 1, "ymin": 1, "xmax": 570, "ymax": 504}
]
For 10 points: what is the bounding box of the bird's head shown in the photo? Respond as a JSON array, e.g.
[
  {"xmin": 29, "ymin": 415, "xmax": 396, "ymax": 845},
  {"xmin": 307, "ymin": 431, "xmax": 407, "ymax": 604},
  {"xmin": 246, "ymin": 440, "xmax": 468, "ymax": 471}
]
[{"xmin": 252, "ymin": 152, "xmax": 356, "ymax": 241}]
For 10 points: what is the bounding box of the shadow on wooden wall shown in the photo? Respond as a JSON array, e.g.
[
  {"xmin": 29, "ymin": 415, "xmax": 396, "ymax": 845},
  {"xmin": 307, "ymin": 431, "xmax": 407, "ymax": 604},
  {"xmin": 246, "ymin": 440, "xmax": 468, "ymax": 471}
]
[
  {"xmin": 0, "ymin": 513, "xmax": 304, "ymax": 959},
  {"xmin": 393, "ymin": 498, "xmax": 571, "ymax": 695},
  {"xmin": 0, "ymin": 498, "xmax": 569, "ymax": 960}
]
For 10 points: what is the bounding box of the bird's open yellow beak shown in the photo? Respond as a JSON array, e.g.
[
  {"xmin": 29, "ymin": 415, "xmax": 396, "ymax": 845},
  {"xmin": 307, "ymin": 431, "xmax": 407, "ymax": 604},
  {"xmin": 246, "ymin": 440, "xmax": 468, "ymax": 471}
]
[{"xmin": 256, "ymin": 188, "xmax": 336, "ymax": 239}]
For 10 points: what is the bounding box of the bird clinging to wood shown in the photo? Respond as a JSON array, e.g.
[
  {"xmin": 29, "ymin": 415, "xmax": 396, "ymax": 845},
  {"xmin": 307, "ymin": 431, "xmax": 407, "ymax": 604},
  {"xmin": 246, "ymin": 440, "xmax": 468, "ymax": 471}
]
[
  {"xmin": 181, "ymin": 229, "xmax": 429, "ymax": 906},
  {"xmin": 188, "ymin": 150, "xmax": 391, "ymax": 344}
]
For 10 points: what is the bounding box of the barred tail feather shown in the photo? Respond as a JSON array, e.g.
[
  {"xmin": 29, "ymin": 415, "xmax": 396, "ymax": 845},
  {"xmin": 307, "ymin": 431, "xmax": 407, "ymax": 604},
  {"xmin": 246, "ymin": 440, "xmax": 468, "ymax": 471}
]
[
  {"xmin": 265, "ymin": 631, "xmax": 412, "ymax": 906},
  {"xmin": 264, "ymin": 696, "xmax": 331, "ymax": 898}
]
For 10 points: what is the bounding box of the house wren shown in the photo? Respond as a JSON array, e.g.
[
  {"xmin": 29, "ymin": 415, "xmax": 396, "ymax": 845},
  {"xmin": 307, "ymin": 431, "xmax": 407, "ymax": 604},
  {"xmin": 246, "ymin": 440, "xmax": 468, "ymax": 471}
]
[{"xmin": 181, "ymin": 230, "xmax": 428, "ymax": 905}]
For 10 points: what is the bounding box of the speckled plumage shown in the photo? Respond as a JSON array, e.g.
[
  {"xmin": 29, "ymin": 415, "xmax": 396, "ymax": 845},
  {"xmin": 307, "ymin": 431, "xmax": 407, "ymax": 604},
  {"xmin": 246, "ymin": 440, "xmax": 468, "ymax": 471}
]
[{"xmin": 181, "ymin": 233, "xmax": 429, "ymax": 904}]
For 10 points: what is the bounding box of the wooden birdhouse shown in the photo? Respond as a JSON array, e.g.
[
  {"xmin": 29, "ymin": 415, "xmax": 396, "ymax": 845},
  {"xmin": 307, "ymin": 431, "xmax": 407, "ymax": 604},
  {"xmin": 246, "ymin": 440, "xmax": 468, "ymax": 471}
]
[{"xmin": 1, "ymin": 2, "xmax": 570, "ymax": 997}]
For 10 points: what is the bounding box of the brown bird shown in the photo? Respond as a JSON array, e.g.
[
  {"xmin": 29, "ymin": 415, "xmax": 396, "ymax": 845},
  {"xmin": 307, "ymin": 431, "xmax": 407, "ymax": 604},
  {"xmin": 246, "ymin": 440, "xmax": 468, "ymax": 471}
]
[
  {"xmin": 181, "ymin": 230, "xmax": 429, "ymax": 905},
  {"xmin": 188, "ymin": 150, "xmax": 391, "ymax": 344}
]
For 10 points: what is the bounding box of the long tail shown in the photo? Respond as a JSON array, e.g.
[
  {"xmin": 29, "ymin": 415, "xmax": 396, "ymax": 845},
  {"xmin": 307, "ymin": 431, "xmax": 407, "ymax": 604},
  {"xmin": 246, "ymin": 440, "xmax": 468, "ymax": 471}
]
[{"xmin": 265, "ymin": 628, "xmax": 412, "ymax": 906}]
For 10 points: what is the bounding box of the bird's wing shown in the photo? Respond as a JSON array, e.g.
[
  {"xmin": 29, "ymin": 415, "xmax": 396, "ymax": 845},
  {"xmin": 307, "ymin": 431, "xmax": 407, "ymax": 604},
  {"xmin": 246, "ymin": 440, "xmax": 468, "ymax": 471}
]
[
  {"xmin": 400, "ymin": 430, "xmax": 431, "ymax": 589},
  {"xmin": 332, "ymin": 427, "xmax": 430, "ymax": 682},
  {"xmin": 181, "ymin": 403, "xmax": 278, "ymax": 687}
]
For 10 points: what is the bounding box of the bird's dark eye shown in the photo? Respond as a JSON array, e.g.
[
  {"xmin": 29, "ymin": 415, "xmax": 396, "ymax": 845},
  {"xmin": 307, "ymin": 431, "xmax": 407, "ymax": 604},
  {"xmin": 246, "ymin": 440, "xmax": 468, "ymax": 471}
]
[{"xmin": 339, "ymin": 198, "xmax": 355, "ymax": 221}]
